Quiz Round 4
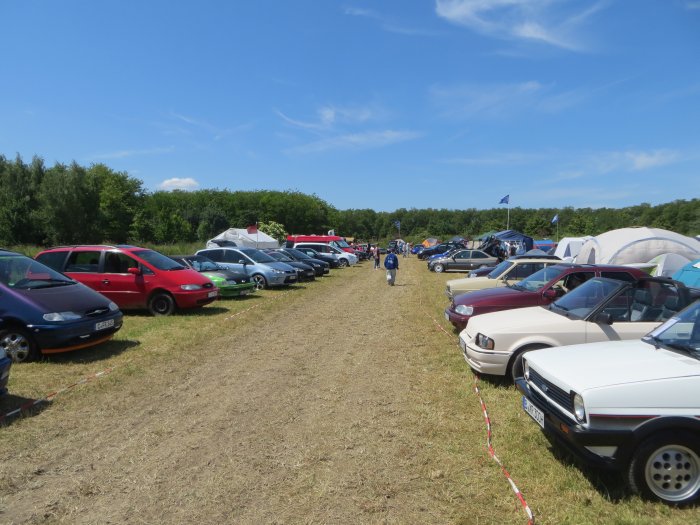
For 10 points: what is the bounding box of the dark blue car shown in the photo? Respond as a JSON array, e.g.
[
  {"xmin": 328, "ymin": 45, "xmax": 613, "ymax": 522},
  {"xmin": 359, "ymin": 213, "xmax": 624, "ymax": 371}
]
[{"xmin": 0, "ymin": 249, "xmax": 124, "ymax": 363}]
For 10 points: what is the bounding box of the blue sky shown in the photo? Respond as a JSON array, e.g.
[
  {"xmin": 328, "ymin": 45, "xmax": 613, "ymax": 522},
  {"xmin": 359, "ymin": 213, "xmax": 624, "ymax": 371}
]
[{"xmin": 2, "ymin": 1, "xmax": 699, "ymax": 212}]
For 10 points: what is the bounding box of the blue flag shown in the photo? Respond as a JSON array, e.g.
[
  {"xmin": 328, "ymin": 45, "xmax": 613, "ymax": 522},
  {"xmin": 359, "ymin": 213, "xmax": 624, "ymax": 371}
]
[
  {"xmin": 551, "ymin": 214, "xmax": 559, "ymax": 224},
  {"xmin": 499, "ymin": 194, "xmax": 509, "ymax": 204},
  {"xmin": 394, "ymin": 220, "xmax": 401, "ymax": 229}
]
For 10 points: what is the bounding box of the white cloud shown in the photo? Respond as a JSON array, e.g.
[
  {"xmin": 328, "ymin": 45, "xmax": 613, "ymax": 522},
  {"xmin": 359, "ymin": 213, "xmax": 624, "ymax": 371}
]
[
  {"xmin": 435, "ymin": 0, "xmax": 607, "ymax": 51},
  {"xmin": 276, "ymin": 105, "xmax": 376, "ymax": 132},
  {"xmin": 285, "ymin": 129, "xmax": 421, "ymax": 154},
  {"xmin": 344, "ymin": 5, "xmax": 439, "ymax": 36},
  {"xmin": 91, "ymin": 146, "xmax": 174, "ymax": 160},
  {"xmin": 595, "ymin": 149, "xmax": 680, "ymax": 173},
  {"xmin": 686, "ymin": 1, "xmax": 700, "ymax": 9},
  {"xmin": 159, "ymin": 177, "xmax": 200, "ymax": 191}
]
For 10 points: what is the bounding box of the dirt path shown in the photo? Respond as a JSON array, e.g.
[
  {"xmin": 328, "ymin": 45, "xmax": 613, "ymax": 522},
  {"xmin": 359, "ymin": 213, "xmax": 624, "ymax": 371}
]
[{"xmin": 0, "ymin": 259, "xmax": 497, "ymax": 524}]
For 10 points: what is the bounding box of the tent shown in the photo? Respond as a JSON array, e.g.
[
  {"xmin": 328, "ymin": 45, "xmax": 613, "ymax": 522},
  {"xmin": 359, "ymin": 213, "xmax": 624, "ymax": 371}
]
[
  {"xmin": 422, "ymin": 237, "xmax": 439, "ymax": 247},
  {"xmin": 647, "ymin": 253, "xmax": 691, "ymax": 277},
  {"xmin": 553, "ymin": 236, "xmax": 591, "ymax": 261},
  {"xmin": 673, "ymin": 259, "xmax": 700, "ymax": 288},
  {"xmin": 206, "ymin": 228, "xmax": 280, "ymax": 249},
  {"xmin": 574, "ymin": 227, "xmax": 700, "ymax": 265}
]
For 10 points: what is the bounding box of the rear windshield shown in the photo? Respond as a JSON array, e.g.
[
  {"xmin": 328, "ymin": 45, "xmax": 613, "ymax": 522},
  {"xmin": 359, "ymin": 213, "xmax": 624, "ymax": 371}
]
[
  {"xmin": 487, "ymin": 260, "xmax": 512, "ymax": 279},
  {"xmin": 135, "ymin": 250, "xmax": 185, "ymax": 271},
  {"xmin": 0, "ymin": 254, "xmax": 75, "ymax": 289}
]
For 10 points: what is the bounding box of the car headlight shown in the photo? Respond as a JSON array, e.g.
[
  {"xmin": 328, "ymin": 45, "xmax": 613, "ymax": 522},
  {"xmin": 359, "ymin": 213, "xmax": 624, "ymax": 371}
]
[
  {"xmin": 475, "ymin": 333, "xmax": 495, "ymax": 350},
  {"xmin": 180, "ymin": 284, "xmax": 202, "ymax": 291},
  {"xmin": 271, "ymin": 269, "xmax": 284, "ymax": 274},
  {"xmin": 108, "ymin": 301, "xmax": 119, "ymax": 312},
  {"xmin": 43, "ymin": 311, "xmax": 82, "ymax": 322},
  {"xmin": 573, "ymin": 393, "xmax": 586, "ymax": 423},
  {"xmin": 454, "ymin": 305, "xmax": 474, "ymax": 316}
]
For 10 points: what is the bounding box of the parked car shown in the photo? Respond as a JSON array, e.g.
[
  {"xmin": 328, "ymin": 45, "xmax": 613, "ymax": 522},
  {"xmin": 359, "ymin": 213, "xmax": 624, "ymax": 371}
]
[
  {"xmin": 411, "ymin": 245, "xmax": 425, "ymax": 255},
  {"xmin": 428, "ymin": 249, "xmax": 498, "ymax": 273},
  {"xmin": 291, "ymin": 246, "xmax": 340, "ymax": 268},
  {"xmin": 292, "ymin": 242, "xmax": 357, "ymax": 267},
  {"xmin": 1, "ymin": 248, "xmax": 123, "ymax": 362},
  {"xmin": 445, "ymin": 257, "xmax": 561, "ymax": 299},
  {"xmin": 418, "ymin": 242, "xmax": 464, "ymax": 260},
  {"xmin": 195, "ymin": 247, "xmax": 298, "ymax": 290},
  {"xmin": 445, "ymin": 264, "xmax": 646, "ymax": 331},
  {"xmin": 459, "ymin": 276, "xmax": 697, "ymax": 381},
  {"xmin": 278, "ymin": 248, "xmax": 330, "ymax": 276},
  {"xmin": 169, "ymin": 255, "xmax": 256, "ymax": 298},
  {"xmin": 263, "ymin": 250, "xmax": 315, "ymax": 281},
  {"xmin": 516, "ymin": 299, "xmax": 700, "ymax": 505},
  {"xmin": 36, "ymin": 245, "xmax": 218, "ymax": 316}
]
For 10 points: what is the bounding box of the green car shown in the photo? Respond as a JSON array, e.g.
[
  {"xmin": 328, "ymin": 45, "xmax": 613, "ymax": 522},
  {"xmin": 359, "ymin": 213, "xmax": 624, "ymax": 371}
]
[{"xmin": 170, "ymin": 255, "xmax": 256, "ymax": 298}]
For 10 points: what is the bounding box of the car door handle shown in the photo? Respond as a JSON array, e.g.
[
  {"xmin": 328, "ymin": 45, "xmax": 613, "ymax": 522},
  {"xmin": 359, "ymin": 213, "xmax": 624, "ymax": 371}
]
[{"xmin": 102, "ymin": 279, "xmax": 110, "ymax": 285}]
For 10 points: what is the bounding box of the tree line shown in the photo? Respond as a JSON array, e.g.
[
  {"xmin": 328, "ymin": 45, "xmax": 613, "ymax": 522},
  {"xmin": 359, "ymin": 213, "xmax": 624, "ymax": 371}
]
[{"xmin": 1, "ymin": 154, "xmax": 698, "ymax": 246}]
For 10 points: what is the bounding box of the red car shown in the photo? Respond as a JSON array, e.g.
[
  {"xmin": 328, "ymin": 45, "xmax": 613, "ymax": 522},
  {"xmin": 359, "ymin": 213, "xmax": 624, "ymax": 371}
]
[
  {"xmin": 445, "ymin": 263, "xmax": 647, "ymax": 331},
  {"xmin": 35, "ymin": 245, "xmax": 218, "ymax": 315}
]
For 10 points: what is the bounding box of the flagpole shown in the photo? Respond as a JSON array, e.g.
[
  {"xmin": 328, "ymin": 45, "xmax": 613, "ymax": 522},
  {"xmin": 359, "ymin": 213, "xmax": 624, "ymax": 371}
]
[{"xmin": 507, "ymin": 206, "xmax": 510, "ymax": 230}]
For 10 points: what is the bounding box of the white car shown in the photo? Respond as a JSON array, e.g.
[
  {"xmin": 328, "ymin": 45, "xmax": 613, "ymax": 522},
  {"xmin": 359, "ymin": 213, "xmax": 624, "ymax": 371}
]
[
  {"xmin": 459, "ymin": 276, "xmax": 695, "ymax": 380},
  {"xmin": 516, "ymin": 299, "xmax": 700, "ymax": 505}
]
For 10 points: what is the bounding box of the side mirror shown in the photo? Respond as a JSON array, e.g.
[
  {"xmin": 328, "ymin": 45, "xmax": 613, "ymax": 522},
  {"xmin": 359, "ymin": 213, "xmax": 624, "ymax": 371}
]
[
  {"xmin": 593, "ymin": 312, "xmax": 613, "ymax": 325},
  {"xmin": 127, "ymin": 267, "xmax": 141, "ymax": 276},
  {"xmin": 543, "ymin": 288, "xmax": 558, "ymax": 299}
]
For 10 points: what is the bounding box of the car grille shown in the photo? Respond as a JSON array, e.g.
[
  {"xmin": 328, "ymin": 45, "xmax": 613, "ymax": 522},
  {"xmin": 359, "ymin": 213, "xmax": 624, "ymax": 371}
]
[
  {"xmin": 528, "ymin": 368, "xmax": 573, "ymax": 413},
  {"xmin": 85, "ymin": 307, "xmax": 110, "ymax": 317}
]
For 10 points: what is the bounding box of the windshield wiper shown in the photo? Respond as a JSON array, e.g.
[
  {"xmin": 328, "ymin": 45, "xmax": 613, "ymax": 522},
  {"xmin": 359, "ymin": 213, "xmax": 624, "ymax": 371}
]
[{"xmin": 27, "ymin": 280, "xmax": 76, "ymax": 289}]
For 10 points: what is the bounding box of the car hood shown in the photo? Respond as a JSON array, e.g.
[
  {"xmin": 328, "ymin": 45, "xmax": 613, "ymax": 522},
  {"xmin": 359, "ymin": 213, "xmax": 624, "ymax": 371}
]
[
  {"xmin": 453, "ymin": 286, "xmax": 537, "ymax": 307},
  {"xmin": 7, "ymin": 282, "xmax": 113, "ymax": 313},
  {"xmin": 202, "ymin": 270, "xmax": 248, "ymax": 282},
  {"xmin": 527, "ymin": 340, "xmax": 700, "ymax": 393},
  {"xmin": 448, "ymin": 276, "xmax": 498, "ymax": 292},
  {"xmin": 465, "ymin": 305, "xmax": 564, "ymax": 336},
  {"xmin": 263, "ymin": 261, "xmax": 296, "ymax": 272}
]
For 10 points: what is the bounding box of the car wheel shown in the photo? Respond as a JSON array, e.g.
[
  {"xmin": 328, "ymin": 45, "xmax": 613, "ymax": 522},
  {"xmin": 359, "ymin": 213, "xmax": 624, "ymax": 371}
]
[
  {"xmin": 148, "ymin": 292, "xmax": 176, "ymax": 316},
  {"xmin": 338, "ymin": 258, "xmax": 349, "ymax": 268},
  {"xmin": 0, "ymin": 327, "xmax": 39, "ymax": 363},
  {"xmin": 509, "ymin": 345, "xmax": 548, "ymax": 381},
  {"xmin": 434, "ymin": 263, "xmax": 445, "ymax": 273},
  {"xmin": 252, "ymin": 274, "xmax": 267, "ymax": 290},
  {"xmin": 628, "ymin": 431, "xmax": 700, "ymax": 505}
]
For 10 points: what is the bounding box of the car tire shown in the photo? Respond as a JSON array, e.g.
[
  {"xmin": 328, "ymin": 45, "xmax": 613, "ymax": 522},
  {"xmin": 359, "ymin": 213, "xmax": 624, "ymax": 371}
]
[
  {"xmin": 148, "ymin": 292, "xmax": 176, "ymax": 316},
  {"xmin": 434, "ymin": 263, "xmax": 445, "ymax": 273},
  {"xmin": 628, "ymin": 431, "xmax": 700, "ymax": 505},
  {"xmin": 252, "ymin": 274, "xmax": 267, "ymax": 290},
  {"xmin": 338, "ymin": 258, "xmax": 349, "ymax": 268},
  {"xmin": 0, "ymin": 327, "xmax": 40, "ymax": 363},
  {"xmin": 509, "ymin": 344, "xmax": 548, "ymax": 381}
]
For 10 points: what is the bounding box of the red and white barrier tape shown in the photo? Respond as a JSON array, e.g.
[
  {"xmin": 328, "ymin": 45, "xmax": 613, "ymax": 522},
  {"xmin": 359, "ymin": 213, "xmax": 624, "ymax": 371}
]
[{"xmin": 417, "ymin": 278, "xmax": 534, "ymax": 524}]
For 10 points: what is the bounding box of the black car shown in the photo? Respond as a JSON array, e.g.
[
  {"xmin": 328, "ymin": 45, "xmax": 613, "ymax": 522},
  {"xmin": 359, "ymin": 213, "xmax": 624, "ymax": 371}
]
[
  {"xmin": 418, "ymin": 242, "xmax": 464, "ymax": 260},
  {"xmin": 277, "ymin": 248, "xmax": 330, "ymax": 276},
  {"xmin": 263, "ymin": 250, "xmax": 316, "ymax": 281},
  {"xmin": 292, "ymin": 246, "xmax": 340, "ymax": 268}
]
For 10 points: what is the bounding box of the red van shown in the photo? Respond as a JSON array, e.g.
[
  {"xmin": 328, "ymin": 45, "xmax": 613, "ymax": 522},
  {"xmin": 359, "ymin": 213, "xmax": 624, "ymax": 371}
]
[{"xmin": 35, "ymin": 245, "xmax": 218, "ymax": 315}]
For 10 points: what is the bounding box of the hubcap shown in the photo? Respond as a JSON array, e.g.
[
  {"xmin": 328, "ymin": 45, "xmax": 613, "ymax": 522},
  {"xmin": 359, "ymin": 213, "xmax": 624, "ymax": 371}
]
[
  {"xmin": 645, "ymin": 444, "xmax": 700, "ymax": 502},
  {"xmin": 1, "ymin": 332, "xmax": 30, "ymax": 362}
]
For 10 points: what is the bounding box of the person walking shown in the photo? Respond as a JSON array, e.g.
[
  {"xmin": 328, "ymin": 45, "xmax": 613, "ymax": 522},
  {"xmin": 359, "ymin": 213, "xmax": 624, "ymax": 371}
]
[
  {"xmin": 384, "ymin": 248, "xmax": 399, "ymax": 285},
  {"xmin": 373, "ymin": 245, "xmax": 381, "ymax": 270}
]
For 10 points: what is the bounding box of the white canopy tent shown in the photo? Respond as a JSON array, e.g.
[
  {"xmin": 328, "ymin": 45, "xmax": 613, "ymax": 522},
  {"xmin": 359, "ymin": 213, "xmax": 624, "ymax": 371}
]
[
  {"xmin": 206, "ymin": 228, "xmax": 279, "ymax": 249},
  {"xmin": 647, "ymin": 252, "xmax": 692, "ymax": 277},
  {"xmin": 574, "ymin": 227, "xmax": 700, "ymax": 266},
  {"xmin": 553, "ymin": 236, "xmax": 592, "ymax": 261}
]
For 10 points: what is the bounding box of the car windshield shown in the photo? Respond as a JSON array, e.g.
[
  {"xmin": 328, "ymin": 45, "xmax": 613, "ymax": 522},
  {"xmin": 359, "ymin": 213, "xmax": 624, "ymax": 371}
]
[
  {"xmin": 136, "ymin": 249, "xmax": 185, "ymax": 271},
  {"xmin": 267, "ymin": 251, "xmax": 292, "ymax": 262},
  {"xmin": 332, "ymin": 239, "xmax": 351, "ymax": 249},
  {"xmin": 239, "ymin": 248, "xmax": 276, "ymax": 263},
  {"xmin": 487, "ymin": 260, "xmax": 512, "ymax": 279},
  {"xmin": 513, "ymin": 266, "xmax": 564, "ymax": 292},
  {"xmin": 286, "ymin": 248, "xmax": 310, "ymax": 260},
  {"xmin": 186, "ymin": 257, "xmax": 220, "ymax": 272},
  {"xmin": 0, "ymin": 254, "xmax": 75, "ymax": 289},
  {"xmin": 643, "ymin": 301, "xmax": 700, "ymax": 357},
  {"xmin": 549, "ymin": 277, "xmax": 624, "ymax": 319}
]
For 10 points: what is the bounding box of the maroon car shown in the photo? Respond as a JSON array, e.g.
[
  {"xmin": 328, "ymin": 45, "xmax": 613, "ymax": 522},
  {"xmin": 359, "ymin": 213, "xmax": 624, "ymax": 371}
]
[{"xmin": 445, "ymin": 263, "xmax": 647, "ymax": 331}]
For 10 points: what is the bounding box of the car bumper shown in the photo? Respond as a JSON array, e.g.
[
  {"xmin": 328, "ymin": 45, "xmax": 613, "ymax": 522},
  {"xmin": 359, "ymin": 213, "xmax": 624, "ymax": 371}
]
[
  {"xmin": 218, "ymin": 282, "xmax": 256, "ymax": 297},
  {"xmin": 0, "ymin": 355, "xmax": 11, "ymax": 395},
  {"xmin": 460, "ymin": 339, "xmax": 510, "ymax": 376},
  {"xmin": 444, "ymin": 308, "xmax": 468, "ymax": 331},
  {"xmin": 266, "ymin": 273, "xmax": 298, "ymax": 286},
  {"xmin": 515, "ymin": 378, "xmax": 634, "ymax": 470},
  {"xmin": 27, "ymin": 311, "xmax": 124, "ymax": 354},
  {"xmin": 173, "ymin": 289, "xmax": 219, "ymax": 308}
]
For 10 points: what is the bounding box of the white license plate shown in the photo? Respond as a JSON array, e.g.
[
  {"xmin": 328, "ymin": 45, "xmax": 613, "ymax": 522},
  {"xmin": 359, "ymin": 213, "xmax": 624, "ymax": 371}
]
[
  {"xmin": 240, "ymin": 290, "xmax": 250, "ymax": 295},
  {"xmin": 95, "ymin": 319, "xmax": 115, "ymax": 331},
  {"xmin": 523, "ymin": 396, "xmax": 545, "ymax": 428},
  {"xmin": 208, "ymin": 290, "xmax": 218, "ymax": 298}
]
